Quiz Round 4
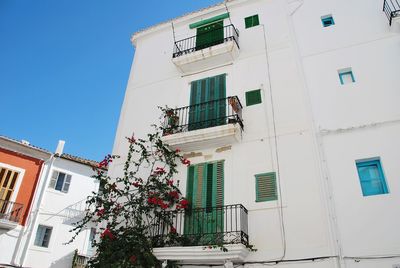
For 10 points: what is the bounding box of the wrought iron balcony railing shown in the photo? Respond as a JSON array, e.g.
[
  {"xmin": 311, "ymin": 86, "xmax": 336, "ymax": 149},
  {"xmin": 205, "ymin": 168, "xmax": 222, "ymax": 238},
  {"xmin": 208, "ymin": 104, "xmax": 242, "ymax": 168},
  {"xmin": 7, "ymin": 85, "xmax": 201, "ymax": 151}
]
[
  {"xmin": 383, "ymin": 0, "xmax": 400, "ymax": 25},
  {"xmin": 173, "ymin": 24, "xmax": 239, "ymax": 58},
  {"xmin": 152, "ymin": 204, "xmax": 249, "ymax": 247},
  {"xmin": 0, "ymin": 199, "xmax": 23, "ymax": 223},
  {"xmin": 163, "ymin": 96, "xmax": 243, "ymax": 135}
]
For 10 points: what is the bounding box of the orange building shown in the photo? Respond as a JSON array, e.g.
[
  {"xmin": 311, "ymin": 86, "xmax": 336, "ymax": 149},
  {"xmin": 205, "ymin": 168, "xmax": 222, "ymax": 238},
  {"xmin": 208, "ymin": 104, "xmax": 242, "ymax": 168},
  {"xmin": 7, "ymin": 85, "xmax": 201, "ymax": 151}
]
[{"xmin": 0, "ymin": 137, "xmax": 51, "ymax": 227}]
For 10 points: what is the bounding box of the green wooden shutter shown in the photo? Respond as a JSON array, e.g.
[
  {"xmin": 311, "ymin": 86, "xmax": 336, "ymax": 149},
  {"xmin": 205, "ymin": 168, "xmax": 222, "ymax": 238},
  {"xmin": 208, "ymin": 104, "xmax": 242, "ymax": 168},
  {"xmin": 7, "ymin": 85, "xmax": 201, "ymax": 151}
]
[
  {"xmin": 245, "ymin": 15, "xmax": 260, "ymax": 29},
  {"xmin": 246, "ymin": 89, "xmax": 262, "ymax": 106},
  {"xmin": 255, "ymin": 172, "xmax": 277, "ymax": 202},
  {"xmin": 215, "ymin": 161, "xmax": 224, "ymax": 207},
  {"xmin": 196, "ymin": 21, "xmax": 224, "ymax": 50}
]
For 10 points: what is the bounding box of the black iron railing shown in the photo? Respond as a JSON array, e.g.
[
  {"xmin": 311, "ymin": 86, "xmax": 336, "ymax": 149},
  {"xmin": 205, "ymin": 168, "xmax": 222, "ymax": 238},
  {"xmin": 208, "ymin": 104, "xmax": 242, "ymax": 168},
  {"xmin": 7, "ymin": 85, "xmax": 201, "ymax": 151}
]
[
  {"xmin": 163, "ymin": 96, "xmax": 243, "ymax": 135},
  {"xmin": 152, "ymin": 204, "xmax": 249, "ymax": 247},
  {"xmin": 0, "ymin": 199, "xmax": 23, "ymax": 223},
  {"xmin": 383, "ymin": 0, "xmax": 400, "ymax": 25},
  {"xmin": 173, "ymin": 24, "xmax": 239, "ymax": 58}
]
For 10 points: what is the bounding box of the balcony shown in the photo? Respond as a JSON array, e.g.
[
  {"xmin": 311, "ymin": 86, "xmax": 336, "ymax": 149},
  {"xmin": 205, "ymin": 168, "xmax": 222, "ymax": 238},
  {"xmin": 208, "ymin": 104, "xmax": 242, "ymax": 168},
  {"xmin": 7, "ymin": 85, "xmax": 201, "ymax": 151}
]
[
  {"xmin": 161, "ymin": 96, "xmax": 243, "ymax": 151},
  {"xmin": 383, "ymin": 0, "xmax": 400, "ymax": 25},
  {"xmin": 152, "ymin": 204, "xmax": 250, "ymax": 264},
  {"xmin": 0, "ymin": 199, "xmax": 23, "ymax": 229},
  {"xmin": 172, "ymin": 24, "xmax": 240, "ymax": 73}
]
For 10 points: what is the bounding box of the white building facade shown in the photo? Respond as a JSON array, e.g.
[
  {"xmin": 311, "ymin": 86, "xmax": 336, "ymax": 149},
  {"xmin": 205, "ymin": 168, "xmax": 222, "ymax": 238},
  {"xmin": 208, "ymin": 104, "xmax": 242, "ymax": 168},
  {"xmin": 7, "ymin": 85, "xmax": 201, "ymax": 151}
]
[
  {"xmin": 0, "ymin": 138, "xmax": 100, "ymax": 268},
  {"xmin": 109, "ymin": 0, "xmax": 400, "ymax": 267},
  {"xmin": 23, "ymin": 155, "xmax": 100, "ymax": 268}
]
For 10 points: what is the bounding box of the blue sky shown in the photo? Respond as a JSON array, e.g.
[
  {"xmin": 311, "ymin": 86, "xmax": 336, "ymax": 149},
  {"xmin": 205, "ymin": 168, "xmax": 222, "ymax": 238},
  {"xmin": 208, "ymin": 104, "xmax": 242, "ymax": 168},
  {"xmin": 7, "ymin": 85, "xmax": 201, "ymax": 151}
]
[{"xmin": 0, "ymin": 0, "xmax": 221, "ymax": 161}]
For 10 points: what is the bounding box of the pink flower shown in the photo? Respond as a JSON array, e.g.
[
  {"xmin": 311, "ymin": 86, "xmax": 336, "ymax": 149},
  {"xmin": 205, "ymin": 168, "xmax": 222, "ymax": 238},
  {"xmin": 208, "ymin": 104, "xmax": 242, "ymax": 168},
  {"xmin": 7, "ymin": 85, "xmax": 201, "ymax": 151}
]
[
  {"xmin": 168, "ymin": 191, "xmax": 179, "ymax": 199},
  {"xmin": 175, "ymin": 148, "xmax": 181, "ymax": 153},
  {"xmin": 96, "ymin": 208, "xmax": 105, "ymax": 216},
  {"xmin": 170, "ymin": 226, "xmax": 177, "ymax": 233},
  {"xmin": 181, "ymin": 158, "xmax": 190, "ymax": 166},
  {"xmin": 166, "ymin": 179, "xmax": 173, "ymax": 186},
  {"xmin": 132, "ymin": 182, "xmax": 140, "ymax": 187},
  {"xmin": 129, "ymin": 255, "xmax": 137, "ymax": 264},
  {"xmin": 100, "ymin": 228, "xmax": 114, "ymax": 240},
  {"xmin": 177, "ymin": 199, "xmax": 189, "ymax": 209}
]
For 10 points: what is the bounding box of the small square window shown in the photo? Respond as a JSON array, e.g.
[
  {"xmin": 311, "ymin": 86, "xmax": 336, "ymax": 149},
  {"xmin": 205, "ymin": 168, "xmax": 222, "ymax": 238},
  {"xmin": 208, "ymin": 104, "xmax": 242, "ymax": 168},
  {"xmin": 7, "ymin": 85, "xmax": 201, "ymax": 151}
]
[
  {"xmin": 48, "ymin": 171, "xmax": 72, "ymax": 193},
  {"xmin": 34, "ymin": 225, "xmax": 53, "ymax": 248},
  {"xmin": 338, "ymin": 68, "xmax": 355, "ymax": 85},
  {"xmin": 255, "ymin": 172, "xmax": 277, "ymax": 202},
  {"xmin": 356, "ymin": 159, "xmax": 389, "ymax": 196},
  {"xmin": 245, "ymin": 89, "xmax": 262, "ymax": 106},
  {"xmin": 245, "ymin": 15, "xmax": 259, "ymax": 28},
  {"xmin": 321, "ymin": 15, "xmax": 335, "ymax": 27}
]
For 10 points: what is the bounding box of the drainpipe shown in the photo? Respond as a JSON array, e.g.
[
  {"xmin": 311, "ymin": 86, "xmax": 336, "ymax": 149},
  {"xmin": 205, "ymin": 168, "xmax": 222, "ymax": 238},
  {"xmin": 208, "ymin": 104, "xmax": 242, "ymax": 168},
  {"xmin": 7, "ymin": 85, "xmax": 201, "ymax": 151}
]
[{"xmin": 14, "ymin": 140, "xmax": 65, "ymax": 266}]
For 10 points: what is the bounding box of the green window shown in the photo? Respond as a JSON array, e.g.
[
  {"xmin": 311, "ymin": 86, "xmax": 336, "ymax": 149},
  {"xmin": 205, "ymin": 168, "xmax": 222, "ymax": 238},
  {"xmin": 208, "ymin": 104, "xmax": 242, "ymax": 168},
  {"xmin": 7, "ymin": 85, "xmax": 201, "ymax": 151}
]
[
  {"xmin": 196, "ymin": 21, "xmax": 224, "ymax": 50},
  {"xmin": 245, "ymin": 15, "xmax": 259, "ymax": 28},
  {"xmin": 189, "ymin": 74, "xmax": 226, "ymax": 130},
  {"xmin": 255, "ymin": 172, "xmax": 277, "ymax": 202},
  {"xmin": 245, "ymin": 89, "xmax": 262, "ymax": 106},
  {"xmin": 185, "ymin": 161, "xmax": 224, "ymax": 243}
]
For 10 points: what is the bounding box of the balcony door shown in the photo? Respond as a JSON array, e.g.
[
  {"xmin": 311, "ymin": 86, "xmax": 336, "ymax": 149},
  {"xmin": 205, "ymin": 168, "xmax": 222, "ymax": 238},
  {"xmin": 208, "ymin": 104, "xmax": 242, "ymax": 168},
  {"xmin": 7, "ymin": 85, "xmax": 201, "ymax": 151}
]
[
  {"xmin": 0, "ymin": 168, "xmax": 19, "ymax": 215},
  {"xmin": 184, "ymin": 161, "xmax": 224, "ymax": 245},
  {"xmin": 188, "ymin": 74, "xmax": 226, "ymax": 131},
  {"xmin": 196, "ymin": 21, "xmax": 224, "ymax": 50}
]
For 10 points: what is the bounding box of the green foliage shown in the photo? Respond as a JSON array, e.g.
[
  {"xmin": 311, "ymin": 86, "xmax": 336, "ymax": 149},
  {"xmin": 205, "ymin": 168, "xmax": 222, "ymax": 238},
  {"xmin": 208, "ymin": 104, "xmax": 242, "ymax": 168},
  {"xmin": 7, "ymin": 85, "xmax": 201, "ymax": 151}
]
[{"xmin": 71, "ymin": 117, "xmax": 191, "ymax": 267}]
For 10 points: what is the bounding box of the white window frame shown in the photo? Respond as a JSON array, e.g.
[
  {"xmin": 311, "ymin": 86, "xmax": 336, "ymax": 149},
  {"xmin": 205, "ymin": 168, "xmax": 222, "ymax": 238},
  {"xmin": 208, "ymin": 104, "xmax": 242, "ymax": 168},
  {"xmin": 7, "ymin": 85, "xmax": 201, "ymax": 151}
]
[{"xmin": 48, "ymin": 170, "xmax": 72, "ymax": 193}]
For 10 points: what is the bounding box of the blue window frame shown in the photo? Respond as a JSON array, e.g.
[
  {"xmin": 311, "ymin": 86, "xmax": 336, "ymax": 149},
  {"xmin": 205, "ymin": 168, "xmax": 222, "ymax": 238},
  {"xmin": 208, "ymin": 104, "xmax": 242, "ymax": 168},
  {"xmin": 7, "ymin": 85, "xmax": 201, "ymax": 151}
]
[
  {"xmin": 356, "ymin": 159, "xmax": 388, "ymax": 196},
  {"xmin": 321, "ymin": 15, "xmax": 335, "ymax": 27},
  {"xmin": 338, "ymin": 69, "xmax": 355, "ymax": 85}
]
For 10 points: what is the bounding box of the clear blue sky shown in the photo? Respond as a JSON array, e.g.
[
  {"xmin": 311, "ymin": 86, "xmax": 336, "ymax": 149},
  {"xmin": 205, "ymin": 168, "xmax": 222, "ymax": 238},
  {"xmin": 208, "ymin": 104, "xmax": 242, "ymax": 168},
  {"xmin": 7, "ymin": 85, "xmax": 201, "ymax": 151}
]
[{"xmin": 0, "ymin": 0, "xmax": 221, "ymax": 161}]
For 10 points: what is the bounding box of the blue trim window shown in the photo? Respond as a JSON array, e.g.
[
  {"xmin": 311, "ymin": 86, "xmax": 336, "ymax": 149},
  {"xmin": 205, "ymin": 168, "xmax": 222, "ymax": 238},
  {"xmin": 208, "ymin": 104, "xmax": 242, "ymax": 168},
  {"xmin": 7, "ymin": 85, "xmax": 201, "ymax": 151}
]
[
  {"xmin": 356, "ymin": 159, "xmax": 389, "ymax": 196},
  {"xmin": 338, "ymin": 68, "xmax": 355, "ymax": 85},
  {"xmin": 321, "ymin": 15, "xmax": 335, "ymax": 27}
]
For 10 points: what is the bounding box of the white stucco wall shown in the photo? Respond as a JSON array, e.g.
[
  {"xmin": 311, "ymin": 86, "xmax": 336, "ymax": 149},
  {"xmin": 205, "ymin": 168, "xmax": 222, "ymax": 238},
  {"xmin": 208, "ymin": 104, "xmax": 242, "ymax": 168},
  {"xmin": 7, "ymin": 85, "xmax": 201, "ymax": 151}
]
[{"xmin": 291, "ymin": 0, "xmax": 400, "ymax": 267}]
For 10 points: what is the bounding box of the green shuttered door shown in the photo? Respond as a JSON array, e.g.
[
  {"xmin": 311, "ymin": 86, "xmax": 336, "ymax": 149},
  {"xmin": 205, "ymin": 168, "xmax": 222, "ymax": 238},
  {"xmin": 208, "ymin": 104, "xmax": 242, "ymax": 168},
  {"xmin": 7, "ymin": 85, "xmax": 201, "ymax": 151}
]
[
  {"xmin": 188, "ymin": 74, "xmax": 226, "ymax": 130},
  {"xmin": 185, "ymin": 161, "xmax": 224, "ymax": 243},
  {"xmin": 196, "ymin": 21, "xmax": 224, "ymax": 50}
]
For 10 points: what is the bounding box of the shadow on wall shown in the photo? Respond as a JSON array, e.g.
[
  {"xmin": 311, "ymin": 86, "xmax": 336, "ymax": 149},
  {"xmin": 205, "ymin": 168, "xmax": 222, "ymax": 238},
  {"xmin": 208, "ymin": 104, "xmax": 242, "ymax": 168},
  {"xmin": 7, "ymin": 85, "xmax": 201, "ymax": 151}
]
[{"xmin": 49, "ymin": 250, "xmax": 75, "ymax": 268}]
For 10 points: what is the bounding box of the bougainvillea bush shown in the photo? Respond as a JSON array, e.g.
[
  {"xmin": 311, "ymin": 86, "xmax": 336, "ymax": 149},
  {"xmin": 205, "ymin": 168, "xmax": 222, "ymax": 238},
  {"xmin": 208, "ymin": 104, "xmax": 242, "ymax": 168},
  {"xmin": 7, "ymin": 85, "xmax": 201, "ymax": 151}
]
[{"xmin": 71, "ymin": 121, "xmax": 191, "ymax": 267}]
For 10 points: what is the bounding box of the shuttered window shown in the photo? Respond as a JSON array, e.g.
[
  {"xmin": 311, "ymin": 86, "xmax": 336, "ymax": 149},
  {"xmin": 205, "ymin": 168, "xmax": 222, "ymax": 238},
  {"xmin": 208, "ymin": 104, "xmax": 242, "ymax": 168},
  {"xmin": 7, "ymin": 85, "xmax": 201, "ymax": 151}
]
[
  {"xmin": 245, "ymin": 15, "xmax": 259, "ymax": 28},
  {"xmin": 245, "ymin": 89, "xmax": 262, "ymax": 106},
  {"xmin": 255, "ymin": 172, "xmax": 277, "ymax": 202},
  {"xmin": 34, "ymin": 225, "xmax": 53, "ymax": 248},
  {"xmin": 0, "ymin": 168, "xmax": 19, "ymax": 201},
  {"xmin": 49, "ymin": 171, "xmax": 72, "ymax": 193},
  {"xmin": 186, "ymin": 161, "xmax": 224, "ymax": 209}
]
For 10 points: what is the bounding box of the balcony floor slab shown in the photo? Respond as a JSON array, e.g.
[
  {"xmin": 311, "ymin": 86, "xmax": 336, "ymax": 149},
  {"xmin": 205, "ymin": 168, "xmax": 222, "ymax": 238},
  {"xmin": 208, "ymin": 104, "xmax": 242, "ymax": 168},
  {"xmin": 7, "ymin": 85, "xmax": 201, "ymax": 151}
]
[
  {"xmin": 153, "ymin": 244, "xmax": 249, "ymax": 264},
  {"xmin": 161, "ymin": 123, "xmax": 241, "ymax": 152}
]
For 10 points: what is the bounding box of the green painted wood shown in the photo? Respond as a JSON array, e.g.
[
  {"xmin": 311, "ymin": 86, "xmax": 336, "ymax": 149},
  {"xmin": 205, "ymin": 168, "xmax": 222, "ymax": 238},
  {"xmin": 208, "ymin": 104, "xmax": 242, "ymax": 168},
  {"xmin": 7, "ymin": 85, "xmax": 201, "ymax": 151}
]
[
  {"xmin": 189, "ymin": 13, "xmax": 229, "ymax": 29},
  {"xmin": 246, "ymin": 89, "xmax": 262, "ymax": 106},
  {"xmin": 255, "ymin": 172, "xmax": 278, "ymax": 202},
  {"xmin": 245, "ymin": 14, "xmax": 259, "ymax": 29},
  {"xmin": 188, "ymin": 74, "xmax": 226, "ymax": 131},
  {"xmin": 196, "ymin": 21, "xmax": 224, "ymax": 50}
]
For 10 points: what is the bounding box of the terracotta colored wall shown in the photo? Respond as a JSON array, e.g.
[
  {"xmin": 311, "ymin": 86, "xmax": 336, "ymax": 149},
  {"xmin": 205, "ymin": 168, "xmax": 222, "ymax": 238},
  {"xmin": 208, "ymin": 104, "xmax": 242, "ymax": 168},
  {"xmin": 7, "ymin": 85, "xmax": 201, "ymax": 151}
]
[{"xmin": 0, "ymin": 148, "xmax": 43, "ymax": 226}]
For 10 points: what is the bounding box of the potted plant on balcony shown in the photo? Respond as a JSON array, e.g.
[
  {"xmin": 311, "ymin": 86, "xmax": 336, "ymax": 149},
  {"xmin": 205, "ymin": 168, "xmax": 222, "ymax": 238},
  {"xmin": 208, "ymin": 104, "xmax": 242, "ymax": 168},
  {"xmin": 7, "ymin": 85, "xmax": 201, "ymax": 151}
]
[{"xmin": 162, "ymin": 107, "xmax": 180, "ymax": 135}]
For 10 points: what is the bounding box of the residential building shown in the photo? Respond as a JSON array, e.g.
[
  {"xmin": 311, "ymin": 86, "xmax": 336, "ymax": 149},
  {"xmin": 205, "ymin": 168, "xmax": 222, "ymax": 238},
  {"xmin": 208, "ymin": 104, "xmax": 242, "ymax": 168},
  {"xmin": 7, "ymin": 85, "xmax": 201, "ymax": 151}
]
[
  {"xmin": 109, "ymin": 0, "xmax": 400, "ymax": 267},
  {"xmin": 0, "ymin": 137, "xmax": 101, "ymax": 268}
]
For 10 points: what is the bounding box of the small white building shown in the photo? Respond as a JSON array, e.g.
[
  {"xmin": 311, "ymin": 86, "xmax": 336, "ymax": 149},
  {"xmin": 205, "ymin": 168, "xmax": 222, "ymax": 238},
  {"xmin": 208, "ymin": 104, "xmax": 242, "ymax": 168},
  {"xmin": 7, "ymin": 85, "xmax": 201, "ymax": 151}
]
[
  {"xmin": 0, "ymin": 137, "xmax": 101, "ymax": 268},
  {"xmin": 23, "ymin": 154, "xmax": 100, "ymax": 268},
  {"xmin": 109, "ymin": 0, "xmax": 400, "ymax": 267}
]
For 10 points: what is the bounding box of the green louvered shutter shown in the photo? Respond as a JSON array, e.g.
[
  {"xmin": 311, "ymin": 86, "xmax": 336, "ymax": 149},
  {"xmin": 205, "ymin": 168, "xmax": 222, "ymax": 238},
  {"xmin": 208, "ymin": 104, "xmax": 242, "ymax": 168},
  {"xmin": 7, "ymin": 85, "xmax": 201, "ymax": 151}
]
[
  {"xmin": 189, "ymin": 74, "xmax": 226, "ymax": 131},
  {"xmin": 184, "ymin": 161, "xmax": 224, "ymax": 242},
  {"xmin": 196, "ymin": 21, "xmax": 224, "ymax": 50},
  {"xmin": 255, "ymin": 172, "xmax": 278, "ymax": 202}
]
